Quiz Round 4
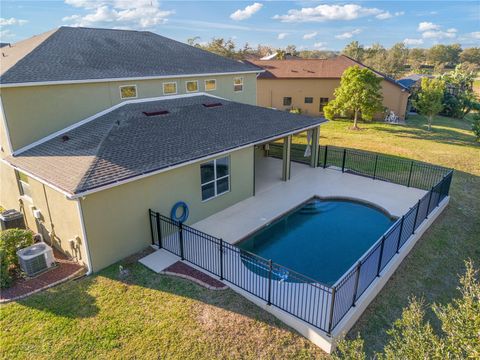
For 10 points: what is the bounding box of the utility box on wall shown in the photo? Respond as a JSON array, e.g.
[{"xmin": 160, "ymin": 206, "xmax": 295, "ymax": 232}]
[{"xmin": 0, "ymin": 209, "xmax": 26, "ymax": 230}]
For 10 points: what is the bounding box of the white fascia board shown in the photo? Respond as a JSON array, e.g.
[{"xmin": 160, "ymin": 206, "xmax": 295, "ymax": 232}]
[
  {"xmin": 0, "ymin": 70, "xmax": 264, "ymax": 89},
  {"xmin": 13, "ymin": 92, "xmax": 223, "ymax": 156}
]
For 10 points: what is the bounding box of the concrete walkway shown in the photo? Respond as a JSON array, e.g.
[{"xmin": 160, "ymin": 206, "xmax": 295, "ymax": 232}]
[{"xmin": 193, "ymin": 157, "xmax": 426, "ymax": 244}]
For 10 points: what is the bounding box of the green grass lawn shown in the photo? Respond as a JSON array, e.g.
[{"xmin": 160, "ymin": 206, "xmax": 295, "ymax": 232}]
[{"xmin": 1, "ymin": 115, "xmax": 479, "ymax": 359}]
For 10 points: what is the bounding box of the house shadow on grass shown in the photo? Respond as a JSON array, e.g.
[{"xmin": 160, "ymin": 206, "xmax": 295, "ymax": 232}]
[
  {"xmin": 15, "ymin": 275, "xmax": 99, "ymax": 318},
  {"xmin": 100, "ymin": 252, "xmax": 292, "ymax": 333},
  {"xmin": 371, "ymin": 116, "xmax": 479, "ymax": 149}
]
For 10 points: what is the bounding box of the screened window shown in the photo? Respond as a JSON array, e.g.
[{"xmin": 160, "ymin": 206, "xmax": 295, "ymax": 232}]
[
  {"xmin": 319, "ymin": 97, "xmax": 329, "ymax": 112},
  {"xmin": 205, "ymin": 79, "xmax": 216, "ymax": 91},
  {"xmin": 233, "ymin": 77, "xmax": 243, "ymax": 92},
  {"xmin": 119, "ymin": 85, "xmax": 137, "ymax": 99},
  {"xmin": 200, "ymin": 156, "xmax": 230, "ymax": 201},
  {"xmin": 283, "ymin": 97, "xmax": 292, "ymax": 106},
  {"xmin": 304, "ymin": 97, "xmax": 313, "ymax": 104},
  {"xmin": 163, "ymin": 82, "xmax": 177, "ymax": 95},
  {"xmin": 186, "ymin": 80, "xmax": 198, "ymax": 92},
  {"xmin": 17, "ymin": 172, "xmax": 32, "ymax": 199}
]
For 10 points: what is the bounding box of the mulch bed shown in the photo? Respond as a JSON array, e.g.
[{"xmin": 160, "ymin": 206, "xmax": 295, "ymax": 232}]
[
  {"xmin": 0, "ymin": 248, "xmax": 85, "ymax": 303},
  {"xmin": 163, "ymin": 261, "xmax": 228, "ymax": 290}
]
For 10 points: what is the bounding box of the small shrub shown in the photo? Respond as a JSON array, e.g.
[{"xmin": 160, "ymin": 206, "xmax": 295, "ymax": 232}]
[
  {"xmin": 333, "ymin": 260, "xmax": 480, "ymax": 359},
  {"xmin": 289, "ymin": 107, "xmax": 302, "ymax": 114},
  {"xmin": 472, "ymin": 113, "xmax": 480, "ymax": 141},
  {"xmin": 0, "ymin": 229, "xmax": 34, "ymax": 288}
]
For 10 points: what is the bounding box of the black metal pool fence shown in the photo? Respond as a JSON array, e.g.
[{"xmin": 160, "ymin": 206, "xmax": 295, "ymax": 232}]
[{"xmin": 149, "ymin": 146, "xmax": 453, "ymax": 335}]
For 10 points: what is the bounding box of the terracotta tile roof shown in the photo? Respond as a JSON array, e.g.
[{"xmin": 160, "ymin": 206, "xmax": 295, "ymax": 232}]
[{"xmin": 249, "ymin": 55, "xmax": 408, "ymax": 90}]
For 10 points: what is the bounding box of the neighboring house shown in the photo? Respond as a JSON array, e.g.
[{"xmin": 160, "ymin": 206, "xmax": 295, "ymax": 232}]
[
  {"xmin": 0, "ymin": 26, "xmax": 326, "ymax": 272},
  {"xmin": 398, "ymin": 74, "xmax": 434, "ymax": 92},
  {"xmin": 249, "ymin": 55, "xmax": 410, "ymax": 120}
]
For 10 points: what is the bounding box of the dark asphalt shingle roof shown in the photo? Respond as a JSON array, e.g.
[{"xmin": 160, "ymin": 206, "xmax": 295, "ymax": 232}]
[
  {"xmin": 7, "ymin": 95, "xmax": 326, "ymax": 195},
  {"xmin": 398, "ymin": 74, "xmax": 434, "ymax": 90},
  {"xmin": 0, "ymin": 27, "xmax": 261, "ymax": 85}
]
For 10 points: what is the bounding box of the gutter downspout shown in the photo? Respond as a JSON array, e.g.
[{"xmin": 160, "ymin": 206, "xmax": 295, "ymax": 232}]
[{"xmin": 76, "ymin": 199, "xmax": 93, "ymax": 275}]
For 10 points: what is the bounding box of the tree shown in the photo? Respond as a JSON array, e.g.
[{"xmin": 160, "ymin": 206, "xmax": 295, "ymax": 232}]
[
  {"xmin": 275, "ymin": 49, "xmax": 286, "ymax": 60},
  {"xmin": 427, "ymin": 44, "xmax": 462, "ymax": 68},
  {"xmin": 460, "ymin": 47, "xmax": 480, "ymax": 71},
  {"xmin": 384, "ymin": 43, "xmax": 409, "ymax": 78},
  {"xmin": 324, "ymin": 66, "xmax": 383, "ymax": 129},
  {"xmin": 408, "ymin": 48, "xmax": 427, "ymax": 71},
  {"xmin": 472, "ymin": 113, "xmax": 480, "ymax": 141},
  {"xmin": 333, "ymin": 260, "xmax": 480, "ymax": 360},
  {"xmin": 413, "ymin": 78, "xmax": 445, "ymax": 130},
  {"xmin": 441, "ymin": 65, "xmax": 478, "ymax": 118},
  {"xmin": 342, "ymin": 41, "xmax": 364, "ymax": 61},
  {"xmin": 285, "ymin": 44, "xmax": 298, "ymax": 56}
]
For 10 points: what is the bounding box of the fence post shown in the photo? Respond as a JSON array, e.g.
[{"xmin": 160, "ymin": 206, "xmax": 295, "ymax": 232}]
[
  {"xmin": 351, "ymin": 261, "xmax": 362, "ymax": 307},
  {"xmin": 373, "ymin": 155, "xmax": 378, "ymax": 180},
  {"xmin": 412, "ymin": 200, "xmax": 421, "ymax": 233},
  {"xmin": 341, "ymin": 149, "xmax": 347, "ymax": 173},
  {"xmin": 148, "ymin": 209, "xmax": 155, "ymax": 246},
  {"xmin": 267, "ymin": 259, "xmax": 273, "ymax": 306},
  {"xmin": 179, "ymin": 222, "xmax": 184, "ymax": 260},
  {"xmin": 327, "ymin": 286, "xmax": 337, "ymax": 335},
  {"xmin": 407, "ymin": 161, "xmax": 414, "ymax": 187},
  {"xmin": 377, "ymin": 236, "xmax": 386, "ymax": 277},
  {"xmin": 323, "ymin": 146, "xmax": 328, "ymax": 169},
  {"xmin": 219, "ymin": 239, "xmax": 224, "ymax": 280},
  {"xmin": 156, "ymin": 212, "xmax": 162, "ymax": 249},
  {"xmin": 426, "ymin": 187, "xmax": 434, "ymax": 218},
  {"xmin": 396, "ymin": 216, "xmax": 404, "ymax": 254}
]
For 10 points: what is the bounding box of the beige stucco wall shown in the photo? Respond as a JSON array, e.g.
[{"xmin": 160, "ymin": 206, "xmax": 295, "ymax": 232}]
[
  {"xmin": 0, "ymin": 72, "xmax": 258, "ymax": 153},
  {"xmin": 0, "ymin": 161, "xmax": 87, "ymax": 266},
  {"xmin": 256, "ymin": 78, "xmax": 409, "ymax": 120},
  {"xmin": 80, "ymin": 146, "xmax": 255, "ymax": 271}
]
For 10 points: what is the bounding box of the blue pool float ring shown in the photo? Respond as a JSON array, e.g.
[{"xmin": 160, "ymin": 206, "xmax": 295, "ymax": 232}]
[{"xmin": 171, "ymin": 201, "xmax": 189, "ymax": 223}]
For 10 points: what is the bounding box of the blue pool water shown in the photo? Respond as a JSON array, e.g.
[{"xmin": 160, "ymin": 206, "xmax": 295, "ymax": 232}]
[{"xmin": 238, "ymin": 198, "xmax": 395, "ymax": 285}]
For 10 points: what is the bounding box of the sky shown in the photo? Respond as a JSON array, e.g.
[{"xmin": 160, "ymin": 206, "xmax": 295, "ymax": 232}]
[{"xmin": 0, "ymin": 1, "xmax": 479, "ymax": 51}]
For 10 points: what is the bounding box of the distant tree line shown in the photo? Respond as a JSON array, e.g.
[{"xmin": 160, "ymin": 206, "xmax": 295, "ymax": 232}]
[
  {"xmin": 342, "ymin": 41, "xmax": 480, "ymax": 78},
  {"xmin": 187, "ymin": 37, "xmax": 479, "ymax": 80}
]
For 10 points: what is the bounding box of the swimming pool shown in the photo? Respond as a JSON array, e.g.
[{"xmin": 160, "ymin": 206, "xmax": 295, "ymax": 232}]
[{"xmin": 237, "ymin": 198, "xmax": 395, "ymax": 286}]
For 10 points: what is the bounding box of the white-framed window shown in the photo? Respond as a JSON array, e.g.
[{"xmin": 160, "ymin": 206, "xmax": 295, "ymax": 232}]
[
  {"xmin": 200, "ymin": 156, "xmax": 230, "ymax": 201},
  {"xmin": 205, "ymin": 79, "xmax": 216, "ymax": 91},
  {"xmin": 163, "ymin": 82, "xmax": 177, "ymax": 95},
  {"xmin": 16, "ymin": 171, "xmax": 32, "ymax": 200},
  {"xmin": 119, "ymin": 85, "xmax": 137, "ymax": 99},
  {"xmin": 186, "ymin": 80, "xmax": 199, "ymax": 93},
  {"xmin": 233, "ymin": 77, "xmax": 243, "ymax": 92}
]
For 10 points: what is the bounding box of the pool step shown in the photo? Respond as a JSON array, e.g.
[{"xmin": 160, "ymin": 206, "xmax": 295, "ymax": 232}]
[{"xmin": 299, "ymin": 202, "xmax": 323, "ymax": 215}]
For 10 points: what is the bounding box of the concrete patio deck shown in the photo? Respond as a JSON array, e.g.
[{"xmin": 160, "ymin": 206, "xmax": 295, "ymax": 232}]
[{"xmin": 193, "ymin": 157, "xmax": 426, "ymax": 245}]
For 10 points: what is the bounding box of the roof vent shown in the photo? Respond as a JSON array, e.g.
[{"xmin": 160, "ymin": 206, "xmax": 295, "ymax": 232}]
[
  {"xmin": 202, "ymin": 102, "xmax": 222, "ymax": 108},
  {"xmin": 143, "ymin": 110, "xmax": 170, "ymax": 116},
  {"xmin": 61, "ymin": 135, "xmax": 70, "ymax": 142}
]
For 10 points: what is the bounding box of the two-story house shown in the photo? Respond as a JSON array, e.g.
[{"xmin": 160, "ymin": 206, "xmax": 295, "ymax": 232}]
[
  {"xmin": 0, "ymin": 27, "xmax": 326, "ymax": 272},
  {"xmin": 249, "ymin": 56, "xmax": 410, "ymax": 120}
]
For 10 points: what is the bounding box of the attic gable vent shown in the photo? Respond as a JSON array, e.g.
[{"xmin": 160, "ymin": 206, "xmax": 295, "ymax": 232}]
[
  {"xmin": 202, "ymin": 102, "xmax": 222, "ymax": 108},
  {"xmin": 143, "ymin": 110, "xmax": 170, "ymax": 116}
]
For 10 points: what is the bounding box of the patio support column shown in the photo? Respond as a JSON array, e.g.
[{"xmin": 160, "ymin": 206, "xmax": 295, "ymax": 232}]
[
  {"xmin": 282, "ymin": 135, "xmax": 292, "ymax": 181},
  {"xmin": 310, "ymin": 126, "xmax": 320, "ymax": 168}
]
